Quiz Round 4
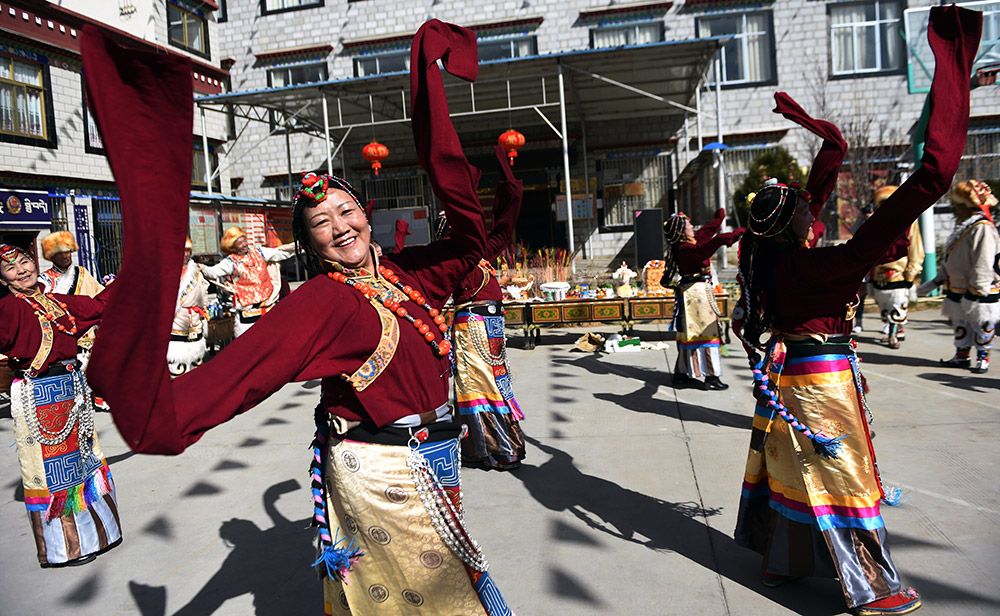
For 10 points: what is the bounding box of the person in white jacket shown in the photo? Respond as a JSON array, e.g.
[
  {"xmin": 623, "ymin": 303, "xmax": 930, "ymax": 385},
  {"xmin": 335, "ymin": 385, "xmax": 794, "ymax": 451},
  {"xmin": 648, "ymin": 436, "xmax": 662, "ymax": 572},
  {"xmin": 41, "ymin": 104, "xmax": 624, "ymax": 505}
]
[
  {"xmin": 919, "ymin": 180, "xmax": 1000, "ymax": 373},
  {"xmin": 168, "ymin": 237, "xmax": 210, "ymax": 376},
  {"xmin": 200, "ymin": 226, "xmax": 294, "ymax": 336}
]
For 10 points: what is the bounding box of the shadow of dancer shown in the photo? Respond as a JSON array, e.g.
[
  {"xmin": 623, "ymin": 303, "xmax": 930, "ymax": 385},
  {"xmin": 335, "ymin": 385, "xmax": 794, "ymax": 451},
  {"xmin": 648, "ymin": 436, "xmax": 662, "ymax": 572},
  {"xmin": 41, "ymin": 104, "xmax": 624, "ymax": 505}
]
[
  {"xmin": 554, "ymin": 356, "xmax": 753, "ymax": 429},
  {"xmin": 130, "ymin": 478, "xmax": 320, "ymax": 616},
  {"xmin": 515, "ymin": 436, "xmax": 845, "ymax": 616}
]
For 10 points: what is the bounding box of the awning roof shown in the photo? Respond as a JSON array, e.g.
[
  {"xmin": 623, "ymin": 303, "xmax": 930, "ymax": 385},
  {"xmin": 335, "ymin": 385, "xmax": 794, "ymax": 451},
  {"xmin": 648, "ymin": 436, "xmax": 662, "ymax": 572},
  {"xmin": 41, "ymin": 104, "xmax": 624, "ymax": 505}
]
[{"xmin": 194, "ymin": 35, "xmax": 727, "ymax": 156}]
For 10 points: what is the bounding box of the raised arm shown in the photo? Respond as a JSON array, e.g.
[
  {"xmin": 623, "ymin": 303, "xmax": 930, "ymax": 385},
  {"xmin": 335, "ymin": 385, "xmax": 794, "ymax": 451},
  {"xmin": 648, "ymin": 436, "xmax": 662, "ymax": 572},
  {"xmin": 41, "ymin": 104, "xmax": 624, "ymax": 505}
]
[
  {"xmin": 393, "ymin": 219, "xmax": 411, "ymax": 253},
  {"xmin": 789, "ymin": 5, "xmax": 981, "ymax": 287},
  {"xmin": 80, "ymin": 28, "xmax": 342, "ymax": 454},
  {"xmin": 199, "ymin": 257, "xmax": 234, "ymax": 281},
  {"xmin": 685, "ymin": 227, "xmax": 745, "ymax": 265},
  {"xmin": 484, "ymin": 149, "xmax": 524, "ymax": 261},
  {"xmin": 261, "ymin": 243, "xmax": 295, "ymax": 263},
  {"xmin": 772, "ymin": 94, "xmax": 847, "ymax": 220},
  {"xmin": 395, "ymin": 19, "xmax": 488, "ymax": 307},
  {"xmin": 694, "ymin": 208, "xmax": 725, "ymax": 244}
]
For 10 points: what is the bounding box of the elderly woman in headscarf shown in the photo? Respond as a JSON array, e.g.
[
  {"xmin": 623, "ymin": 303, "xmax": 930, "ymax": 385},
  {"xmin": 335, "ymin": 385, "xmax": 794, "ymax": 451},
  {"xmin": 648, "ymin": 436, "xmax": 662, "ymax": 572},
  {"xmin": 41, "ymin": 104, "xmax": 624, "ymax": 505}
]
[
  {"xmin": 662, "ymin": 209, "xmax": 744, "ymax": 390},
  {"xmin": 731, "ymin": 7, "xmax": 979, "ymax": 614},
  {"xmin": 919, "ymin": 179, "xmax": 999, "ymax": 373}
]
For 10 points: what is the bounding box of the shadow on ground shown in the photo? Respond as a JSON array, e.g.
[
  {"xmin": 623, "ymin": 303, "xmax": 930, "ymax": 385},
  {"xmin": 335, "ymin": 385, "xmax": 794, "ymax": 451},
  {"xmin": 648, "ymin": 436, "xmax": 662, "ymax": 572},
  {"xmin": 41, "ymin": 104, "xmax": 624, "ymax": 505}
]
[
  {"xmin": 129, "ymin": 479, "xmax": 319, "ymax": 615},
  {"xmin": 554, "ymin": 356, "xmax": 752, "ymax": 429},
  {"xmin": 514, "ymin": 436, "xmax": 845, "ymax": 615}
]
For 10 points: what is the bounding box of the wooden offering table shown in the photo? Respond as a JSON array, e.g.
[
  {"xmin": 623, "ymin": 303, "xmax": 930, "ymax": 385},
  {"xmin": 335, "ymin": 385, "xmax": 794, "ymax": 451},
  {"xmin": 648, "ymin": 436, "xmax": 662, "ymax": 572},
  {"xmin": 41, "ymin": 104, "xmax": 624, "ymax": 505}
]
[{"xmin": 503, "ymin": 292, "xmax": 730, "ymax": 349}]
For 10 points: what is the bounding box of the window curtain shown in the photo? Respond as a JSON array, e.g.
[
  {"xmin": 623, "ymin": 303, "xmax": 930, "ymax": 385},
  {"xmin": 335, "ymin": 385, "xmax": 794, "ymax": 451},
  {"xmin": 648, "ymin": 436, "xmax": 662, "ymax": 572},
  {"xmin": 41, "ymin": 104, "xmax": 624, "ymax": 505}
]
[
  {"xmin": 879, "ymin": 1, "xmax": 902, "ymax": 70},
  {"xmin": 593, "ymin": 27, "xmax": 628, "ymax": 49},
  {"xmin": 743, "ymin": 13, "xmax": 771, "ymax": 82},
  {"xmin": 0, "ymin": 84, "xmax": 13, "ymax": 132},
  {"xmin": 634, "ymin": 23, "xmax": 659, "ymax": 45},
  {"xmin": 831, "ymin": 4, "xmax": 866, "ymax": 73}
]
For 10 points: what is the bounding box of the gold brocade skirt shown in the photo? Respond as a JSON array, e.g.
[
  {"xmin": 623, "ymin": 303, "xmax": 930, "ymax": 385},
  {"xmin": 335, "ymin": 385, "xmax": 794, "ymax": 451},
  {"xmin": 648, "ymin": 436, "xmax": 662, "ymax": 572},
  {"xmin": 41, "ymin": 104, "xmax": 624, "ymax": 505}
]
[
  {"xmin": 734, "ymin": 339, "xmax": 901, "ymax": 608},
  {"xmin": 322, "ymin": 437, "xmax": 511, "ymax": 615}
]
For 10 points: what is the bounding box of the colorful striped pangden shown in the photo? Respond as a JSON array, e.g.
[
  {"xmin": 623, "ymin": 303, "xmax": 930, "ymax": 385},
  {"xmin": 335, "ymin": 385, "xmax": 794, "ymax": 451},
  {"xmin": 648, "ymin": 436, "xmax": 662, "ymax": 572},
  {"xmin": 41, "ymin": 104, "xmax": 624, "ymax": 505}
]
[{"xmin": 735, "ymin": 340, "xmax": 901, "ymax": 609}]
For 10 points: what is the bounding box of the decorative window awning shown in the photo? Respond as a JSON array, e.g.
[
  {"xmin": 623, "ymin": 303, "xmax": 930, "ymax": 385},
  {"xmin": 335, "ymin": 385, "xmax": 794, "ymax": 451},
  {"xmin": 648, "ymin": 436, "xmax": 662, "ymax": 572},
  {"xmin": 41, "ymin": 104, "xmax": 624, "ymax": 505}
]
[
  {"xmin": 580, "ymin": 2, "xmax": 674, "ymax": 25},
  {"xmin": 254, "ymin": 44, "xmax": 333, "ymax": 65},
  {"xmin": 682, "ymin": 0, "xmax": 773, "ymax": 11},
  {"xmin": 343, "ymin": 17, "xmax": 545, "ymax": 54}
]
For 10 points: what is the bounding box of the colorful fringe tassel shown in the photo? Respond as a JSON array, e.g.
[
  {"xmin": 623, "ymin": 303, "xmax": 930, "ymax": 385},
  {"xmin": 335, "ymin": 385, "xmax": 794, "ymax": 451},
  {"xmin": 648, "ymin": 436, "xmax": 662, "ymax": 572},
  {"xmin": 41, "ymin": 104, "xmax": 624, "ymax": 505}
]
[
  {"xmin": 750, "ymin": 341, "xmax": 849, "ymax": 460},
  {"xmin": 45, "ymin": 465, "xmax": 112, "ymax": 522},
  {"xmin": 309, "ymin": 406, "xmax": 363, "ymax": 581}
]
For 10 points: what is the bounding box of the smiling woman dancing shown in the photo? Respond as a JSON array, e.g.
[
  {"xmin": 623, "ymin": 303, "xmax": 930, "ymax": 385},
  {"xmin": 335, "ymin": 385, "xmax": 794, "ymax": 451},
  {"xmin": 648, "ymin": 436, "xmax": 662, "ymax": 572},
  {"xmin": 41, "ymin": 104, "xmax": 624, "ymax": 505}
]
[
  {"xmin": 81, "ymin": 20, "xmax": 513, "ymax": 616},
  {"xmin": 731, "ymin": 7, "xmax": 980, "ymax": 615},
  {"xmin": 0, "ymin": 244, "xmax": 121, "ymax": 568}
]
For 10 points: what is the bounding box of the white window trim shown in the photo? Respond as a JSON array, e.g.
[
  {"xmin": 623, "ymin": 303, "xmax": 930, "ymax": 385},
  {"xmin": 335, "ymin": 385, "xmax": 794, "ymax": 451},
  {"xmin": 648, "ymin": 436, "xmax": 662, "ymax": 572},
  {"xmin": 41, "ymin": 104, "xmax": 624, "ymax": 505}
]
[
  {"xmin": 590, "ymin": 20, "xmax": 664, "ymax": 49},
  {"xmin": 352, "ymin": 49, "xmax": 409, "ymax": 77},
  {"xmin": 830, "ymin": 0, "xmax": 903, "ymax": 76},
  {"xmin": 698, "ymin": 10, "xmax": 774, "ymax": 86}
]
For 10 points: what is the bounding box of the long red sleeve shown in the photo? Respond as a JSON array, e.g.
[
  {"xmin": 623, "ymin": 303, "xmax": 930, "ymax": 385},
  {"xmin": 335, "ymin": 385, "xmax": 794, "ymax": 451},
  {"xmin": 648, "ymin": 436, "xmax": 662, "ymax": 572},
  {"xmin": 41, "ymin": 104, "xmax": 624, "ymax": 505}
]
[
  {"xmin": 400, "ymin": 19, "xmax": 488, "ymax": 308},
  {"xmin": 771, "ymin": 5, "xmax": 981, "ymax": 335},
  {"xmin": 694, "ymin": 208, "xmax": 725, "ymax": 244},
  {"xmin": 81, "ymin": 26, "xmax": 480, "ymax": 454},
  {"xmin": 772, "ymin": 93, "xmax": 847, "ymax": 219},
  {"xmin": 677, "ymin": 228, "xmax": 744, "ymax": 277}
]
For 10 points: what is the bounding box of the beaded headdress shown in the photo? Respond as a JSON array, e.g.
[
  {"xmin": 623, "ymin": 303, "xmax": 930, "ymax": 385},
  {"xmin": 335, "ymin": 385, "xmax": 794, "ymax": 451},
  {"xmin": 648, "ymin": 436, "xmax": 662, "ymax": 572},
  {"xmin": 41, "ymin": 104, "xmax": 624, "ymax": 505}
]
[
  {"xmin": 0, "ymin": 243, "xmax": 26, "ymax": 265},
  {"xmin": 296, "ymin": 172, "xmax": 365, "ymax": 215},
  {"xmin": 662, "ymin": 213, "xmax": 689, "ymax": 244},
  {"xmin": 747, "ymin": 178, "xmax": 811, "ymax": 238}
]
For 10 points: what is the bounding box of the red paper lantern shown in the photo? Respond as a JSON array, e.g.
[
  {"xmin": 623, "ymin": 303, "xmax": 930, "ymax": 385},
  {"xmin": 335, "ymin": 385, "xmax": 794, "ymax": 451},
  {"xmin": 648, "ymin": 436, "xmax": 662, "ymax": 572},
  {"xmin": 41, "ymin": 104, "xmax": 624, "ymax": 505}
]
[
  {"xmin": 498, "ymin": 129, "xmax": 525, "ymax": 166},
  {"xmin": 362, "ymin": 141, "xmax": 389, "ymax": 176}
]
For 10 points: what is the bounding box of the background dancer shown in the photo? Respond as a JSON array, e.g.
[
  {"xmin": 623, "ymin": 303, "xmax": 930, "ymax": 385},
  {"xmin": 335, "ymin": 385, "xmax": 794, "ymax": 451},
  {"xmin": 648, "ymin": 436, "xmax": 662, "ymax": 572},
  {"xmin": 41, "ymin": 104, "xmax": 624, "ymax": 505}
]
[
  {"xmin": 451, "ymin": 167, "xmax": 525, "ymax": 471},
  {"xmin": 731, "ymin": 7, "xmax": 979, "ymax": 614},
  {"xmin": 0, "ymin": 243, "xmax": 121, "ymax": 568},
  {"xmin": 200, "ymin": 227, "xmax": 294, "ymax": 336},
  {"xmin": 83, "ymin": 19, "xmax": 512, "ymax": 616},
  {"xmin": 919, "ymin": 180, "xmax": 999, "ymax": 373},
  {"xmin": 868, "ymin": 186, "xmax": 924, "ymax": 349},
  {"xmin": 168, "ymin": 237, "xmax": 210, "ymax": 377},
  {"xmin": 38, "ymin": 231, "xmax": 104, "ymax": 297},
  {"xmin": 662, "ymin": 209, "xmax": 744, "ymax": 390}
]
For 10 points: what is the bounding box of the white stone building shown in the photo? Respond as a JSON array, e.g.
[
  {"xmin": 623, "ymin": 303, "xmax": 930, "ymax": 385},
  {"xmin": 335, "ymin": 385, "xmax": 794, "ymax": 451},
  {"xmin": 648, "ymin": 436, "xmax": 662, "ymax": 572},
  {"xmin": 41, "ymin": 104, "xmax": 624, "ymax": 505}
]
[
  {"xmin": 210, "ymin": 0, "xmax": 998, "ymax": 266},
  {"xmin": 0, "ymin": 0, "xmax": 229, "ymax": 277}
]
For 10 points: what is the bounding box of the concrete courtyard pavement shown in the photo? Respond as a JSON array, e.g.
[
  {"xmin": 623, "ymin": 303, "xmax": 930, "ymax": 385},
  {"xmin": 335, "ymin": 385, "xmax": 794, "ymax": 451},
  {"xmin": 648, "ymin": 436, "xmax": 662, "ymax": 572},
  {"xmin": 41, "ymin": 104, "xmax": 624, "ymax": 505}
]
[{"xmin": 1, "ymin": 311, "xmax": 998, "ymax": 615}]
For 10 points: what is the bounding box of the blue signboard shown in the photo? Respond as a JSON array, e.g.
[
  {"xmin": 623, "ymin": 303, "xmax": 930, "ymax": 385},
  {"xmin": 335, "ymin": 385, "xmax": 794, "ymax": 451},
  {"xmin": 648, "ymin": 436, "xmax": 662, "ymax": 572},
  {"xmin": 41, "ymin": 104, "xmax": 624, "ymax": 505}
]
[{"xmin": 0, "ymin": 190, "xmax": 51, "ymax": 228}]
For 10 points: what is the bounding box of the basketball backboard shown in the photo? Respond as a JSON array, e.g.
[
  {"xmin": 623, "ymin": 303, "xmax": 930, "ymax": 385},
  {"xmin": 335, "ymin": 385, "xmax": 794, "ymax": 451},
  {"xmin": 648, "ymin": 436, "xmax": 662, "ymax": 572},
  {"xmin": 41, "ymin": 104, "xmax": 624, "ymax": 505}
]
[{"xmin": 904, "ymin": 1, "xmax": 1000, "ymax": 93}]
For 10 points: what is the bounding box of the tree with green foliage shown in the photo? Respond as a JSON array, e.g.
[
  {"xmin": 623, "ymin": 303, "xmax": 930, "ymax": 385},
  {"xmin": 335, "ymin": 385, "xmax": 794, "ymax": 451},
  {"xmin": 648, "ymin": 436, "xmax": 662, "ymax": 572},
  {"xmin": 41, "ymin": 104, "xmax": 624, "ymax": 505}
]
[{"xmin": 732, "ymin": 147, "xmax": 806, "ymax": 227}]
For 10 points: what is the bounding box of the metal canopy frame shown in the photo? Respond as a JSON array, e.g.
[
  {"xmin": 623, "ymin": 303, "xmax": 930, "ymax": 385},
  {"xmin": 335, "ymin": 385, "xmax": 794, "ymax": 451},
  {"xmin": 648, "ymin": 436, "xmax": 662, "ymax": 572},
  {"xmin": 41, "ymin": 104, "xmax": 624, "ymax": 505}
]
[{"xmin": 195, "ymin": 35, "xmax": 728, "ymax": 263}]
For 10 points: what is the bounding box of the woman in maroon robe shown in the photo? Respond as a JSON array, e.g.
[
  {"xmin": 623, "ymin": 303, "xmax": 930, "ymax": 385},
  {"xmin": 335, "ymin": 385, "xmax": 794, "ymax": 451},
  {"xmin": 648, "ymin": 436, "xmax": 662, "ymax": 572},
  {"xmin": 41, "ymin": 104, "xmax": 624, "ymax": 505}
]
[
  {"xmin": 0, "ymin": 243, "xmax": 122, "ymax": 567},
  {"xmin": 731, "ymin": 7, "xmax": 979, "ymax": 615},
  {"xmin": 82, "ymin": 19, "xmax": 513, "ymax": 616}
]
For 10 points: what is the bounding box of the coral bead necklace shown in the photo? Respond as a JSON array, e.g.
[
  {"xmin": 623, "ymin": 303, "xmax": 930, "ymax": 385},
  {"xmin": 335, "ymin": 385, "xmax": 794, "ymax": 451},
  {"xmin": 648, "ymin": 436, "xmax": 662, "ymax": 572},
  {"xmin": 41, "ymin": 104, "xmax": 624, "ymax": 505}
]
[
  {"xmin": 15, "ymin": 291, "xmax": 79, "ymax": 335},
  {"xmin": 327, "ymin": 265, "xmax": 451, "ymax": 356}
]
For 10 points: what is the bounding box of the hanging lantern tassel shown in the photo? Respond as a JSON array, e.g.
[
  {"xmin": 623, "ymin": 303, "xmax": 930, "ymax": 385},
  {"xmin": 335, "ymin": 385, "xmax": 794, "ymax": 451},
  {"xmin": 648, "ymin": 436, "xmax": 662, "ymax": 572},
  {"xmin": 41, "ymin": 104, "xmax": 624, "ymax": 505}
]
[
  {"xmin": 362, "ymin": 141, "xmax": 389, "ymax": 176},
  {"xmin": 498, "ymin": 129, "xmax": 525, "ymax": 166}
]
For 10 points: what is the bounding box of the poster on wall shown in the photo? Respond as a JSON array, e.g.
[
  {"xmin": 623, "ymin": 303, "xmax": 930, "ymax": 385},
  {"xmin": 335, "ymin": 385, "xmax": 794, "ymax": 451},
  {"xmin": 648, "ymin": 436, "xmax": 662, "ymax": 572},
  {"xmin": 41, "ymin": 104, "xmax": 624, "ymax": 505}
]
[
  {"xmin": 222, "ymin": 207, "xmax": 266, "ymax": 247},
  {"xmin": 555, "ymin": 194, "xmax": 596, "ymax": 221},
  {"xmin": 189, "ymin": 208, "xmax": 219, "ymax": 255},
  {"xmin": 265, "ymin": 208, "xmax": 293, "ymax": 247},
  {"xmin": 72, "ymin": 202, "xmax": 96, "ymax": 272}
]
